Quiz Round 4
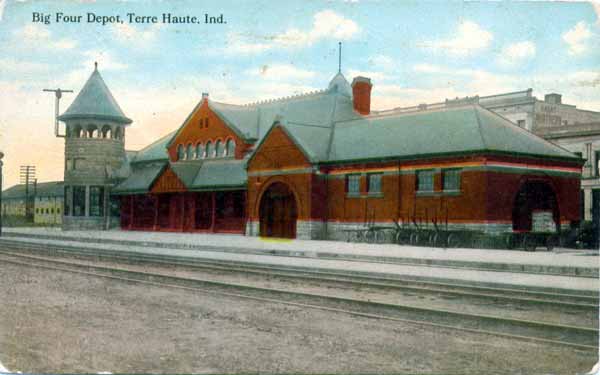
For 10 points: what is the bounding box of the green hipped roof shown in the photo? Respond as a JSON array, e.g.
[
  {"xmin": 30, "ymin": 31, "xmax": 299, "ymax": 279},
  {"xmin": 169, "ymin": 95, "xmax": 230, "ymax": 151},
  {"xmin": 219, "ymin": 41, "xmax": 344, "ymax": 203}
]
[
  {"xmin": 171, "ymin": 162, "xmax": 203, "ymax": 186},
  {"xmin": 112, "ymin": 162, "xmax": 166, "ymax": 194},
  {"xmin": 327, "ymin": 105, "xmax": 577, "ymax": 163},
  {"xmin": 58, "ymin": 68, "xmax": 132, "ymax": 124},
  {"xmin": 131, "ymin": 132, "xmax": 174, "ymax": 163},
  {"xmin": 3, "ymin": 181, "xmax": 63, "ymax": 199},
  {"xmin": 191, "ymin": 159, "xmax": 247, "ymax": 189}
]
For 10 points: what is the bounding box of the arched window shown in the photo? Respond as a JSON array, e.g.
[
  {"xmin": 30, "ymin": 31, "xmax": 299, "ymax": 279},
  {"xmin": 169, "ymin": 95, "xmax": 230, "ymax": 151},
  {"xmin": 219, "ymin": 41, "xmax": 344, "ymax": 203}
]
[
  {"xmin": 186, "ymin": 143, "xmax": 193, "ymax": 160},
  {"xmin": 88, "ymin": 126, "xmax": 97, "ymax": 138},
  {"xmin": 196, "ymin": 143, "xmax": 204, "ymax": 159},
  {"xmin": 226, "ymin": 139, "xmax": 236, "ymax": 157},
  {"xmin": 215, "ymin": 140, "xmax": 224, "ymax": 157},
  {"xmin": 73, "ymin": 125, "xmax": 82, "ymax": 138},
  {"xmin": 101, "ymin": 125, "xmax": 112, "ymax": 139},
  {"xmin": 114, "ymin": 127, "xmax": 122, "ymax": 140},
  {"xmin": 177, "ymin": 144, "xmax": 185, "ymax": 161},
  {"xmin": 205, "ymin": 141, "xmax": 214, "ymax": 158}
]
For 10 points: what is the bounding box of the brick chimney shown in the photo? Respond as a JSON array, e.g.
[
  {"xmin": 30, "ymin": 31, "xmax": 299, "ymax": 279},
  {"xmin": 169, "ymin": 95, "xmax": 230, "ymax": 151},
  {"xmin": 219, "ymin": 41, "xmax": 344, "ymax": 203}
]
[{"xmin": 351, "ymin": 76, "xmax": 372, "ymax": 115}]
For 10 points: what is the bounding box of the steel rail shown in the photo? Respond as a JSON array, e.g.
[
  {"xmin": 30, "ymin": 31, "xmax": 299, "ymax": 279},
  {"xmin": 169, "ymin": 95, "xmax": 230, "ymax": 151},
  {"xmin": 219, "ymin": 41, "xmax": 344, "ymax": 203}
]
[
  {"xmin": 0, "ymin": 240, "xmax": 596, "ymax": 308},
  {"xmin": 0, "ymin": 251, "xmax": 596, "ymax": 350}
]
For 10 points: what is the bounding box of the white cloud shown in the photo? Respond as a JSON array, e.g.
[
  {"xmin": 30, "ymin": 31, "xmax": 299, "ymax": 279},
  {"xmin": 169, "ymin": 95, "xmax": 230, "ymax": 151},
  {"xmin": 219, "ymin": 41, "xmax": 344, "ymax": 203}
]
[
  {"xmin": 592, "ymin": 1, "xmax": 600, "ymax": 25},
  {"xmin": 420, "ymin": 21, "xmax": 493, "ymax": 57},
  {"xmin": 224, "ymin": 10, "xmax": 359, "ymax": 55},
  {"xmin": 413, "ymin": 63, "xmax": 445, "ymax": 74},
  {"xmin": 110, "ymin": 23, "xmax": 162, "ymax": 46},
  {"xmin": 246, "ymin": 64, "xmax": 316, "ymax": 81},
  {"xmin": 0, "ymin": 0, "xmax": 5, "ymax": 21},
  {"xmin": 497, "ymin": 41, "xmax": 536, "ymax": 66},
  {"xmin": 368, "ymin": 55, "xmax": 395, "ymax": 71},
  {"xmin": 562, "ymin": 21, "xmax": 592, "ymax": 55},
  {"xmin": 0, "ymin": 58, "xmax": 48, "ymax": 74},
  {"xmin": 346, "ymin": 69, "xmax": 387, "ymax": 81},
  {"xmin": 76, "ymin": 50, "xmax": 128, "ymax": 73},
  {"xmin": 13, "ymin": 24, "xmax": 77, "ymax": 50}
]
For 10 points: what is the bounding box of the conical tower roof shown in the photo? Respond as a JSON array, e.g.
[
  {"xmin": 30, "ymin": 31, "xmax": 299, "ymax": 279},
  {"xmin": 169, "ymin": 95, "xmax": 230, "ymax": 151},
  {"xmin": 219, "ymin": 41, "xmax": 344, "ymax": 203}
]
[{"xmin": 58, "ymin": 65, "xmax": 132, "ymax": 124}]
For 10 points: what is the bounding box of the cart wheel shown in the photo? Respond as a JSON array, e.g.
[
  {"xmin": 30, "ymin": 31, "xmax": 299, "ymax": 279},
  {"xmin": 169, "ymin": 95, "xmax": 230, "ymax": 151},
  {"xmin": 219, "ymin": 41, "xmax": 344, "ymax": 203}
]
[
  {"xmin": 427, "ymin": 233, "xmax": 436, "ymax": 247},
  {"xmin": 410, "ymin": 233, "xmax": 419, "ymax": 246},
  {"xmin": 395, "ymin": 231, "xmax": 404, "ymax": 245},
  {"xmin": 522, "ymin": 235, "xmax": 536, "ymax": 252},
  {"xmin": 446, "ymin": 233, "xmax": 458, "ymax": 248},
  {"xmin": 355, "ymin": 231, "xmax": 364, "ymax": 243},
  {"xmin": 505, "ymin": 234, "xmax": 515, "ymax": 250},
  {"xmin": 375, "ymin": 230, "xmax": 386, "ymax": 244},
  {"xmin": 546, "ymin": 235, "xmax": 557, "ymax": 251}
]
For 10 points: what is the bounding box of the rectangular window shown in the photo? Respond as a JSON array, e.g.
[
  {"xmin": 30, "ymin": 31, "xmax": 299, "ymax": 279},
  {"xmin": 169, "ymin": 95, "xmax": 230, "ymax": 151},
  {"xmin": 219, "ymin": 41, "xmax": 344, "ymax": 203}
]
[
  {"xmin": 72, "ymin": 186, "xmax": 86, "ymax": 217},
  {"xmin": 595, "ymin": 150, "xmax": 600, "ymax": 177},
  {"xmin": 64, "ymin": 186, "xmax": 71, "ymax": 216},
  {"xmin": 442, "ymin": 169, "xmax": 461, "ymax": 191},
  {"xmin": 367, "ymin": 173, "xmax": 382, "ymax": 194},
  {"xmin": 89, "ymin": 186, "xmax": 104, "ymax": 217},
  {"xmin": 346, "ymin": 174, "xmax": 360, "ymax": 195},
  {"xmin": 517, "ymin": 119, "xmax": 526, "ymax": 128},
  {"xmin": 416, "ymin": 170, "xmax": 434, "ymax": 192}
]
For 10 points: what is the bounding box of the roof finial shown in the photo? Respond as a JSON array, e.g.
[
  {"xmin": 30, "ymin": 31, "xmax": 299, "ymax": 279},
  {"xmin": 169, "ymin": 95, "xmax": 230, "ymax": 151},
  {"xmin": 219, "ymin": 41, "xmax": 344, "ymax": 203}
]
[
  {"xmin": 94, "ymin": 61, "xmax": 98, "ymax": 71},
  {"xmin": 338, "ymin": 42, "xmax": 342, "ymax": 74}
]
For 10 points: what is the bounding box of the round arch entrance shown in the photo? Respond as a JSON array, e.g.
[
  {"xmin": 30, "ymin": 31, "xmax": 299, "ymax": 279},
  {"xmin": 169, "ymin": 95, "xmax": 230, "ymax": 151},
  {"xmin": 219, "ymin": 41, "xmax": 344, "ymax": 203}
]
[
  {"xmin": 512, "ymin": 181, "xmax": 559, "ymax": 232},
  {"xmin": 259, "ymin": 182, "xmax": 298, "ymax": 238}
]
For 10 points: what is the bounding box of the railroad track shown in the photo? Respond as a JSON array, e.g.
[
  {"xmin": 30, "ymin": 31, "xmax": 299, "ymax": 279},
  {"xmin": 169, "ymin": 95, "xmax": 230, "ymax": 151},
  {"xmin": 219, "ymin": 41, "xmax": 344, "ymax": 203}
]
[
  {"xmin": 0, "ymin": 239, "xmax": 596, "ymax": 309},
  {"xmin": 0, "ymin": 246, "xmax": 597, "ymax": 350}
]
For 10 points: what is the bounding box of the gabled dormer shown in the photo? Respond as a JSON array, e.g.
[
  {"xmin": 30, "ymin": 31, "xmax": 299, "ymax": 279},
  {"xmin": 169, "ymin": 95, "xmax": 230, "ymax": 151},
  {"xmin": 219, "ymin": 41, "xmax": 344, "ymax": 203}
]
[{"xmin": 166, "ymin": 94, "xmax": 254, "ymax": 162}]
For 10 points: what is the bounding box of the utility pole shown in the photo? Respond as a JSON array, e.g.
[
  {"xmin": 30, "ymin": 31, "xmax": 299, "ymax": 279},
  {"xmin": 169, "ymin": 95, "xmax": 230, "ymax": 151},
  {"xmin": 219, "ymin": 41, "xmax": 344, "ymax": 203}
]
[
  {"xmin": 0, "ymin": 152, "xmax": 4, "ymax": 237},
  {"xmin": 19, "ymin": 165, "xmax": 36, "ymax": 222},
  {"xmin": 43, "ymin": 88, "xmax": 73, "ymax": 137}
]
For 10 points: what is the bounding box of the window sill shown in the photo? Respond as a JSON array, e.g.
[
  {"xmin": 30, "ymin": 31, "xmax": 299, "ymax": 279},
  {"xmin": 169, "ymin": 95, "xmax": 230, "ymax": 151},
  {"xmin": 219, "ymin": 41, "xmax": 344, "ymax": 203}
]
[
  {"xmin": 416, "ymin": 190, "xmax": 435, "ymax": 196},
  {"xmin": 346, "ymin": 192, "xmax": 361, "ymax": 198},
  {"xmin": 417, "ymin": 190, "xmax": 461, "ymax": 197},
  {"xmin": 366, "ymin": 192, "xmax": 384, "ymax": 198}
]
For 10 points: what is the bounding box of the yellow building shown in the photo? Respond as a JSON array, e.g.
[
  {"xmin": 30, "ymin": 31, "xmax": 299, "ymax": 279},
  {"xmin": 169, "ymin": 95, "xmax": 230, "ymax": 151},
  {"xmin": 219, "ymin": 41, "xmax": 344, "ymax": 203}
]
[{"xmin": 2, "ymin": 181, "xmax": 63, "ymax": 226}]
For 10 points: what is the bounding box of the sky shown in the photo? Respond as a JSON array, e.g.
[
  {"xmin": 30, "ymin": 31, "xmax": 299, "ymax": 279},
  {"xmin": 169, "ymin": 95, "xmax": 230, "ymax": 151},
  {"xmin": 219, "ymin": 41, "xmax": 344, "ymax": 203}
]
[{"xmin": 0, "ymin": 0, "xmax": 599, "ymax": 188}]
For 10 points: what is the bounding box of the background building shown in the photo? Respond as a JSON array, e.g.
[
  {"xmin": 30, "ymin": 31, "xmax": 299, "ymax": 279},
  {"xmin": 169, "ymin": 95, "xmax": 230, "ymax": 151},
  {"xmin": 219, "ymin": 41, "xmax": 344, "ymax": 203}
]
[
  {"xmin": 444, "ymin": 90, "xmax": 600, "ymax": 132},
  {"xmin": 1, "ymin": 181, "xmax": 63, "ymax": 226}
]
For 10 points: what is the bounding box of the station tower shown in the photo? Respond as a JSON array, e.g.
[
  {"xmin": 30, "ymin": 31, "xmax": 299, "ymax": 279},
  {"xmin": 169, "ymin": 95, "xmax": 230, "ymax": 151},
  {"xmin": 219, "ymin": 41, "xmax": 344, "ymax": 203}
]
[{"xmin": 57, "ymin": 63, "xmax": 132, "ymax": 230}]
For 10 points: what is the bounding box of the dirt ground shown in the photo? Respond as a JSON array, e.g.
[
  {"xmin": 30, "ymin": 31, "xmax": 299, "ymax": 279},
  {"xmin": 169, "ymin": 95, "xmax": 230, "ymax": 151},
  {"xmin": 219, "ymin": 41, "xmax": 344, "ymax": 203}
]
[{"xmin": 0, "ymin": 262, "xmax": 595, "ymax": 374}]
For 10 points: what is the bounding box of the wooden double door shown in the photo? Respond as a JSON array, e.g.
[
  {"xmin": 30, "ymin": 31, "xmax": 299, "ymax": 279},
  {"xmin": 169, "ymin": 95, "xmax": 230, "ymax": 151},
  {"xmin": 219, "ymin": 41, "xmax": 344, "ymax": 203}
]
[{"xmin": 259, "ymin": 182, "xmax": 298, "ymax": 238}]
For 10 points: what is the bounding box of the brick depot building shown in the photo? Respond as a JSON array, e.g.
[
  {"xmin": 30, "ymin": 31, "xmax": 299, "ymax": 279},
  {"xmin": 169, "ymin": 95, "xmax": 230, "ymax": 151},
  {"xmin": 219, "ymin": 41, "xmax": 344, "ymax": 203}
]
[{"xmin": 103, "ymin": 71, "xmax": 582, "ymax": 240}]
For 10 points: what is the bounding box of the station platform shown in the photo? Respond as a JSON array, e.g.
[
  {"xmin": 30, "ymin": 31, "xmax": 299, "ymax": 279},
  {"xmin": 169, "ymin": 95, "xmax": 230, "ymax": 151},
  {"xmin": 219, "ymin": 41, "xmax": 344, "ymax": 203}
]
[{"xmin": 1, "ymin": 227, "xmax": 598, "ymax": 293}]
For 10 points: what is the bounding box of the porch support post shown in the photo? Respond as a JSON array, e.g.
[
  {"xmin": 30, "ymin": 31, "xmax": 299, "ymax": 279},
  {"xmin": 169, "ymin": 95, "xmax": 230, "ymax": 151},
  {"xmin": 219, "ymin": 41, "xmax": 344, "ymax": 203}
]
[
  {"xmin": 190, "ymin": 193, "xmax": 196, "ymax": 230},
  {"xmin": 128, "ymin": 195, "xmax": 134, "ymax": 230},
  {"xmin": 210, "ymin": 192, "xmax": 216, "ymax": 232},
  {"xmin": 180, "ymin": 194, "xmax": 185, "ymax": 232},
  {"xmin": 153, "ymin": 195, "xmax": 159, "ymax": 230}
]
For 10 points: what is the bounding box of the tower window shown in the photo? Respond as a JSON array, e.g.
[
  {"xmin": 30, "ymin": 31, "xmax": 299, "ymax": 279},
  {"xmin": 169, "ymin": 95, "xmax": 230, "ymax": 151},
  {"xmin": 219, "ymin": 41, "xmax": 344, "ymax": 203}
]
[
  {"xmin": 196, "ymin": 143, "xmax": 204, "ymax": 159},
  {"xmin": 177, "ymin": 144, "xmax": 184, "ymax": 161},
  {"xmin": 89, "ymin": 186, "xmax": 104, "ymax": 217},
  {"xmin": 72, "ymin": 186, "xmax": 86, "ymax": 217},
  {"xmin": 186, "ymin": 144, "xmax": 193, "ymax": 161}
]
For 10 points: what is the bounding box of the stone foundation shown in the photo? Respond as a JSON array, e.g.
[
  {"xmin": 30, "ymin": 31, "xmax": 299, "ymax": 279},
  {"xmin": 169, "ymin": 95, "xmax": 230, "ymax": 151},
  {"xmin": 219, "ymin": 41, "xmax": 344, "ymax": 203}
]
[{"xmin": 62, "ymin": 216, "xmax": 106, "ymax": 230}]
